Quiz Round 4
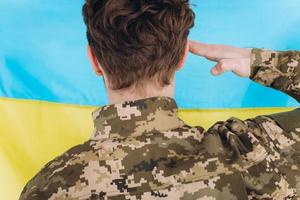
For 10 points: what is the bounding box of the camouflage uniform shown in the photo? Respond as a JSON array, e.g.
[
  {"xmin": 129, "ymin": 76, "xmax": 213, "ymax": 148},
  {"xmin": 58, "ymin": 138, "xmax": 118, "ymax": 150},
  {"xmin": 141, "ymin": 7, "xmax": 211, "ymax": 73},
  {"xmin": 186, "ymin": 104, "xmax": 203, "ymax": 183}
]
[{"xmin": 20, "ymin": 49, "xmax": 300, "ymax": 200}]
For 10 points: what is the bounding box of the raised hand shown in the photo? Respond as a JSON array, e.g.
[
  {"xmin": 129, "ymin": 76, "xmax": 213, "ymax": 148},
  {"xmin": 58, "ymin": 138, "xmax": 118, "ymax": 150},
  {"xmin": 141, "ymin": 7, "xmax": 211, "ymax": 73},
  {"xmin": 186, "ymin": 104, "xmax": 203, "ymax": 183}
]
[{"xmin": 189, "ymin": 40, "xmax": 252, "ymax": 77}]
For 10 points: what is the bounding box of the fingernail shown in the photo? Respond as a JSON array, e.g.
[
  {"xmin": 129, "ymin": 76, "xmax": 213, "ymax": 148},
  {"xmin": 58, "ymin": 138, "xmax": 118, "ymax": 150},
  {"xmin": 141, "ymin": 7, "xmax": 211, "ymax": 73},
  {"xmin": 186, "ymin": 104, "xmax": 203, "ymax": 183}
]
[{"xmin": 211, "ymin": 68, "xmax": 217, "ymax": 75}]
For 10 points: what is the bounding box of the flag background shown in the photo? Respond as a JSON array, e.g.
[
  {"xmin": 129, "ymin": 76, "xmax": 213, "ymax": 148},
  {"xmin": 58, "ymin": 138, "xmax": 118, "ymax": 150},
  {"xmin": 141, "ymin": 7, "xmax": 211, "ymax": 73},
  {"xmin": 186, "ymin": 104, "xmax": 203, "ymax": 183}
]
[{"xmin": 0, "ymin": 0, "xmax": 299, "ymax": 199}]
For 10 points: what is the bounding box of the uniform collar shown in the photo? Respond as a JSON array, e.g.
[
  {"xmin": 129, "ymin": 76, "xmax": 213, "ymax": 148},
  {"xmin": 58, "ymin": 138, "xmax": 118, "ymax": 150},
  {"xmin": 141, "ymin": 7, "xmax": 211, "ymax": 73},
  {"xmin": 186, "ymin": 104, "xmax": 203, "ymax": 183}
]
[{"xmin": 91, "ymin": 96, "xmax": 185, "ymax": 140}]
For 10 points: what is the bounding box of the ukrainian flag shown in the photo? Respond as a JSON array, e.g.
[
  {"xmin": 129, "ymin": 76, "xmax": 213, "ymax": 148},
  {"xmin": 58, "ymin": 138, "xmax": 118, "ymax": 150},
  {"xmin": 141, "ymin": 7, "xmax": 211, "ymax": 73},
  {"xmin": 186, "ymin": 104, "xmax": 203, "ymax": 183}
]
[{"xmin": 0, "ymin": 1, "xmax": 299, "ymax": 199}]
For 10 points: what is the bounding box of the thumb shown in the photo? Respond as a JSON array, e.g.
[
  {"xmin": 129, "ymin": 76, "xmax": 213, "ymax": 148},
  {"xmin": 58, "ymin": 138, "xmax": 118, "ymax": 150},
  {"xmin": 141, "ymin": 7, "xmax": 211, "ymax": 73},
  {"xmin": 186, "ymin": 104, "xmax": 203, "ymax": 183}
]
[{"xmin": 211, "ymin": 59, "xmax": 235, "ymax": 76}]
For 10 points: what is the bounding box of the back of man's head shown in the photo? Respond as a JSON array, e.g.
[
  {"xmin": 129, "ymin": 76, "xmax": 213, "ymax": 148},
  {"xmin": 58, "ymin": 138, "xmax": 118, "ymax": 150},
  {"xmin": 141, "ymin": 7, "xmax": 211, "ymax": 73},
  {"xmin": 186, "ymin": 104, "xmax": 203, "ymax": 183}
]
[{"xmin": 83, "ymin": 0, "xmax": 195, "ymax": 90}]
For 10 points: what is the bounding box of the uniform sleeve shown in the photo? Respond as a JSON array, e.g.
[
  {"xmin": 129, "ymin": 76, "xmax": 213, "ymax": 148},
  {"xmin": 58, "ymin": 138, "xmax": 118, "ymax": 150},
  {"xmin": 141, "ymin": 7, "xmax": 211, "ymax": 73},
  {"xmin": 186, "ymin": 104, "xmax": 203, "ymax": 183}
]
[
  {"xmin": 250, "ymin": 49, "xmax": 300, "ymax": 131},
  {"xmin": 245, "ymin": 48, "xmax": 300, "ymax": 198},
  {"xmin": 249, "ymin": 48, "xmax": 300, "ymax": 153},
  {"xmin": 250, "ymin": 48, "xmax": 300, "ymax": 132},
  {"xmin": 207, "ymin": 49, "xmax": 300, "ymax": 199},
  {"xmin": 250, "ymin": 48, "xmax": 300, "ymax": 103}
]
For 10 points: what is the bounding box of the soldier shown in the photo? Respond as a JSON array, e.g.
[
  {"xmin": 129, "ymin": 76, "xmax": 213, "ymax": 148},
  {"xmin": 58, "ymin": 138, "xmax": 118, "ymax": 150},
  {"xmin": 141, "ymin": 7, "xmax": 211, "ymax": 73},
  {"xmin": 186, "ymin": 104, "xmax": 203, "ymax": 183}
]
[{"xmin": 20, "ymin": 0, "xmax": 299, "ymax": 199}]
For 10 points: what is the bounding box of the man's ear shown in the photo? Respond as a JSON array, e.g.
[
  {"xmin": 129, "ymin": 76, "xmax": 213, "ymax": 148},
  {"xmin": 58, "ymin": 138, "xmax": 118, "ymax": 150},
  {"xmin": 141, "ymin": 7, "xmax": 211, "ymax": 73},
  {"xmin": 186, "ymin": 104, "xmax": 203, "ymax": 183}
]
[
  {"xmin": 87, "ymin": 45, "xmax": 103, "ymax": 76},
  {"xmin": 177, "ymin": 40, "xmax": 189, "ymax": 71}
]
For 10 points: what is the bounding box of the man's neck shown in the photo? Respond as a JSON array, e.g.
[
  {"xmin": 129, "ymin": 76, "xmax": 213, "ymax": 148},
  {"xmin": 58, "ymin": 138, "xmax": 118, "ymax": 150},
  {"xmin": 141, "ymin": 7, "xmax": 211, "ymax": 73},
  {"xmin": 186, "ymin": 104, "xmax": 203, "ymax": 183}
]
[{"xmin": 106, "ymin": 81, "xmax": 175, "ymax": 105}]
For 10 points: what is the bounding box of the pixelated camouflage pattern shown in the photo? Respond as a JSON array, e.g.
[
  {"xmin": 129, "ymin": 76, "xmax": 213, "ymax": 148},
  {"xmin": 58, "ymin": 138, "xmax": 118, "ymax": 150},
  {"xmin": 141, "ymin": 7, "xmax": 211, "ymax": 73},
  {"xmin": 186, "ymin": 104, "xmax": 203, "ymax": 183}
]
[
  {"xmin": 20, "ymin": 49, "xmax": 300, "ymax": 200},
  {"xmin": 250, "ymin": 48, "xmax": 300, "ymax": 102}
]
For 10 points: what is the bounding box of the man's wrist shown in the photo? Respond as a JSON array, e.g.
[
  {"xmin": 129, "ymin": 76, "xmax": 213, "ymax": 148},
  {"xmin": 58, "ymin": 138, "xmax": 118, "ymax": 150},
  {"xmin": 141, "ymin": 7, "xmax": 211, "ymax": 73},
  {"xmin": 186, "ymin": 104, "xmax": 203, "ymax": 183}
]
[{"xmin": 249, "ymin": 48, "xmax": 279, "ymax": 79}]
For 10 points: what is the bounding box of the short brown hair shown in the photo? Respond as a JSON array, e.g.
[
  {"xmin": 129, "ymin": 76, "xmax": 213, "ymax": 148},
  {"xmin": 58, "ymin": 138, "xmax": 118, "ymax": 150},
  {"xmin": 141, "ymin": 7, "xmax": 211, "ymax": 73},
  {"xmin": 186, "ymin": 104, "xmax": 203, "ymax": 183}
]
[{"xmin": 83, "ymin": 0, "xmax": 195, "ymax": 90}]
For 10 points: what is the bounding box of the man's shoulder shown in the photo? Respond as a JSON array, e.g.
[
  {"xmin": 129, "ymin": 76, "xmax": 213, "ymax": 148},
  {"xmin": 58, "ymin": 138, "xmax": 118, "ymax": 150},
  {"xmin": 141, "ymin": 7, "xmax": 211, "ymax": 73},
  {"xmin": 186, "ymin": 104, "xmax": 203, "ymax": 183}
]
[{"xmin": 19, "ymin": 139, "xmax": 98, "ymax": 199}]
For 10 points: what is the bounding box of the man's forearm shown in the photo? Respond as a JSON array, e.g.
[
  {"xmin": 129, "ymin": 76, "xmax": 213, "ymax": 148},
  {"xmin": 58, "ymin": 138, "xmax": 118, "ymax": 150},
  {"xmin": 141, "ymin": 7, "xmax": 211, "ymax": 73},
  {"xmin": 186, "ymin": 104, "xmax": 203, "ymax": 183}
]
[
  {"xmin": 250, "ymin": 48, "xmax": 300, "ymax": 103},
  {"xmin": 250, "ymin": 48, "xmax": 300, "ymax": 132}
]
